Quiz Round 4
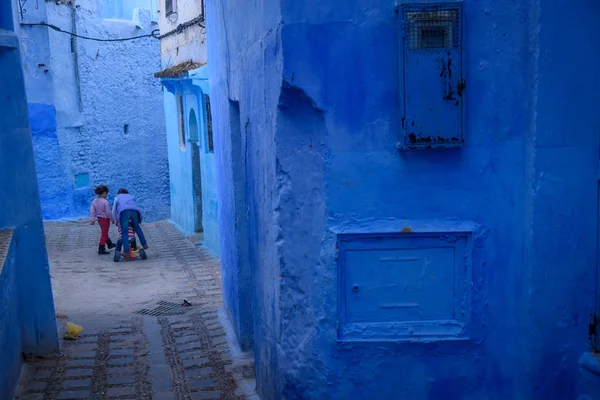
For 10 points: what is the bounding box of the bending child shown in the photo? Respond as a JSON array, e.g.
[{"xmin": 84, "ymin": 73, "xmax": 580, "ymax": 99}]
[{"xmin": 112, "ymin": 188, "xmax": 148, "ymax": 260}]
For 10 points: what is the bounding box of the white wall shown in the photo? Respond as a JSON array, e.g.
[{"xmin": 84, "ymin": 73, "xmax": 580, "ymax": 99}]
[{"xmin": 157, "ymin": 0, "xmax": 207, "ymax": 67}]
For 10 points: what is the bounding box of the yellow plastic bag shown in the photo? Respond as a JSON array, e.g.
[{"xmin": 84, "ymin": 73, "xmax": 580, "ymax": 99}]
[{"xmin": 63, "ymin": 322, "xmax": 84, "ymax": 340}]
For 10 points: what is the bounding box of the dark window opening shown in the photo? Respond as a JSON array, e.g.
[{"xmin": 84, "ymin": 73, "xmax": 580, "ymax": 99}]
[
  {"xmin": 420, "ymin": 26, "xmax": 449, "ymax": 49},
  {"xmin": 205, "ymin": 94, "xmax": 214, "ymax": 153},
  {"xmin": 165, "ymin": 0, "xmax": 174, "ymax": 16},
  {"xmin": 177, "ymin": 93, "xmax": 186, "ymax": 151}
]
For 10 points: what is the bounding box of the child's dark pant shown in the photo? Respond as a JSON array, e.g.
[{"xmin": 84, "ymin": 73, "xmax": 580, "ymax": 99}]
[{"xmin": 119, "ymin": 210, "xmax": 147, "ymax": 253}]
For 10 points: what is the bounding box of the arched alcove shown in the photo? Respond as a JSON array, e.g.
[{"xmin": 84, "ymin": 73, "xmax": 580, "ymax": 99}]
[{"xmin": 189, "ymin": 108, "xmax": 199, "ymax": 143}]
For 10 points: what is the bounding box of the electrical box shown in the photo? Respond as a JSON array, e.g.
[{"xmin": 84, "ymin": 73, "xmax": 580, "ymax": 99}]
[
  {"xmin": 399, "ymin": 3, "xmax": 465, "ymax": 149},
  {"xmin": 337, "ymin": 232, "xmax": 472, "ymax": 342}
]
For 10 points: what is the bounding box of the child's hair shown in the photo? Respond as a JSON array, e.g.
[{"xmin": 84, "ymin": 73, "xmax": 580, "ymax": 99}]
[
  {"xmin": 94, "ymin": 185, "xmax": 109, "ymax": 196},
  {"xmin": 118, "ymin": 188, "xmax": 129, "ymax": 194}
]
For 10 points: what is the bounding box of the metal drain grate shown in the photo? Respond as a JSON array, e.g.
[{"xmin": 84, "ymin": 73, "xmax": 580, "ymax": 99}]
[{"xmin": 134, "ymin": 300, "xmax": 196, "ymax": 316}]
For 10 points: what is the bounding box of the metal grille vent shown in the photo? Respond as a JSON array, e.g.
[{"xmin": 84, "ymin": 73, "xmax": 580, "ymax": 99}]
[
  {"xmin": 135, "ymin": 301, "xmax": 197, "ymax": 316},
  {"xmin": 404, "ymin": 7, "xmax": 460, "ymax": 51}
]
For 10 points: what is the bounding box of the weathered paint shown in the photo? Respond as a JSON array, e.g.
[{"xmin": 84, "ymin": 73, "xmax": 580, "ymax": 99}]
[
  {"xmin": 17, "ymin": 0, "xmax": 170, "ymax": 220},
  {"xmin": 207, "ymin": 0, "xmax": 600, "ymax": 398},
  {"xmin": 400, "ymin": 3, "xmax": 464, "ymax": 149},
  {"xmin": 1, "ymin": 3, "xmax": 59, "ymax": 396},
  {"xmin": 161, "ymin": 68, "xmax": 220, "ymax": 255}
]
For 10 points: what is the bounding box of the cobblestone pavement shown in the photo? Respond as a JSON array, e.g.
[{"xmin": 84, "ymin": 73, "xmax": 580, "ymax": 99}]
[{"xmin": 15, "ymin": 220, "xmax": 257, "ymax": 400}]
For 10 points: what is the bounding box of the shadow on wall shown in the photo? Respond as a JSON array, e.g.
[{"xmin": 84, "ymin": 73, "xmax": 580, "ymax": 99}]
[
  {"xmin": 0, "ymin": 6, "xmax": 60, "ymax": 397},
  {"xmin": 275, "ymin": 82, "xmax": 328, "ymax": 399}
]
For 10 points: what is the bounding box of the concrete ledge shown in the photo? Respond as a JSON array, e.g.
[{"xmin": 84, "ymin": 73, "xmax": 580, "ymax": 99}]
[
  {"xmin": 0, "ymin": 29, "xmax": 19, "ymax": 49},
  {"xmin": 329, "ymin": 218, "xmax": 481, "ymax": 235}
]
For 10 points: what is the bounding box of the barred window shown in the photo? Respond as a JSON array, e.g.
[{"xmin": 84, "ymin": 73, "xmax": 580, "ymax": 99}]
[{"xmin": 165, "ymin": 0, "xmax": 175, "ymax": 16}]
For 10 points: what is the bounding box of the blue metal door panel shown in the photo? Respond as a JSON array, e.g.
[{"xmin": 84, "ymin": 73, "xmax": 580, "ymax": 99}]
[{"xmin": 401, "ymin": 4, "xmax": 464, "ymax": 149}]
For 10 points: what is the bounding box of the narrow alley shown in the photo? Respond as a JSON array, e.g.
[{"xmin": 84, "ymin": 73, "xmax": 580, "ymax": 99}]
[
  {"xmin": 14, "ymin": 221, "xmax": 257, "ymax": 400},
  {"xmin": 4, "ymin": 0, "xmax": 600, "ymax": 397}
]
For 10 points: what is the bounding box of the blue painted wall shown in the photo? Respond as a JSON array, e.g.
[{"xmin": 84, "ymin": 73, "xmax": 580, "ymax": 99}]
[
  {"xmin": 206, "ymin": 0, "xmax": 280, "ymax": 355},
  {"xmin": 161, "ymin": 70, "xmax": 221, "ymax": 256},
  {"xmin": 0, "ymin": 3, "xmax": 60, "ymax": 396},
  {"xmin": 28, "ymin": 102, "xmax": 77, "ymax": 218},
  {"xmin": 18, "ymin": 0, "xmax": 170, "ymax": 221},
  {"xmin": 519, "ymin": 1, "xmax": 600, "ymax": 398},
  {"xmin": 208, "ymin": 0, "xmax": 600, "ymax": 398},
  {"xmin": 163, "ymin": 87, "xmax": 196, "ymax": 233}
]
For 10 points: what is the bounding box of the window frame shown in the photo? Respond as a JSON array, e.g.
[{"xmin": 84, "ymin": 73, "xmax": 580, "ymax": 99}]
[
  {"xmin": 204, "ymin": 94, "xmax": 214, "ymax": 154},
  {"xmin": 165, "ymin": 0, "xmax": 176, "ymax": 17}
]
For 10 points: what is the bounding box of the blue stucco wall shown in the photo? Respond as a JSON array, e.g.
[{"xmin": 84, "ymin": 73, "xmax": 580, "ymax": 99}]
[
  {"xmin": 206, "ymin": 0, "xmax": 282, "ymax": 355},
  {"xmin": 162, "ymin": 71, "xmax": 221, "ymax": 256},
  {"xmin": 1, "ymin": 6, "xmax": 60, "ymax": 396},
  {"xmin": 163, "ymin": 88, "xmax": 197, "ymax": 233},
  {"xmin": 199, "ymin": 141, "xmax": 221, "ymax": 256},
  {"xmin": 20, "ymin": 0, "xmax": 170, "ymax": 221},
  {"xmin": 208, "ymin": 0, "xmax": 600, "ymax": 398},
  {"xmin": 29, "ymin": 103, "xmax": 77, "ymax": 218}
]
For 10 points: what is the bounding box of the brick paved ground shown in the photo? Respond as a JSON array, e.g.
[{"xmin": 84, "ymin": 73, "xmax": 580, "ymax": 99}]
[{"xmin": 15, "ymin": 220, "xmax": 257, "ymax": 400}]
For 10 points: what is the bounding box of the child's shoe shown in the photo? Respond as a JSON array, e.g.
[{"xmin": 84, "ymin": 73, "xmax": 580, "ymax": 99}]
[
  {"xmin": 106, "ymin": 239, "xmax": 116, "ymax": 249},
  {"xmin": 98, "ymin": 245, "xmax": 110, "ymax": 255}
]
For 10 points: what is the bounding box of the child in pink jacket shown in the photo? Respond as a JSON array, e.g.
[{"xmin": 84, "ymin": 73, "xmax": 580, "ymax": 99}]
[{"xmin": 90, "ymin": 185, "xmax": 116, "ymax": 254}]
